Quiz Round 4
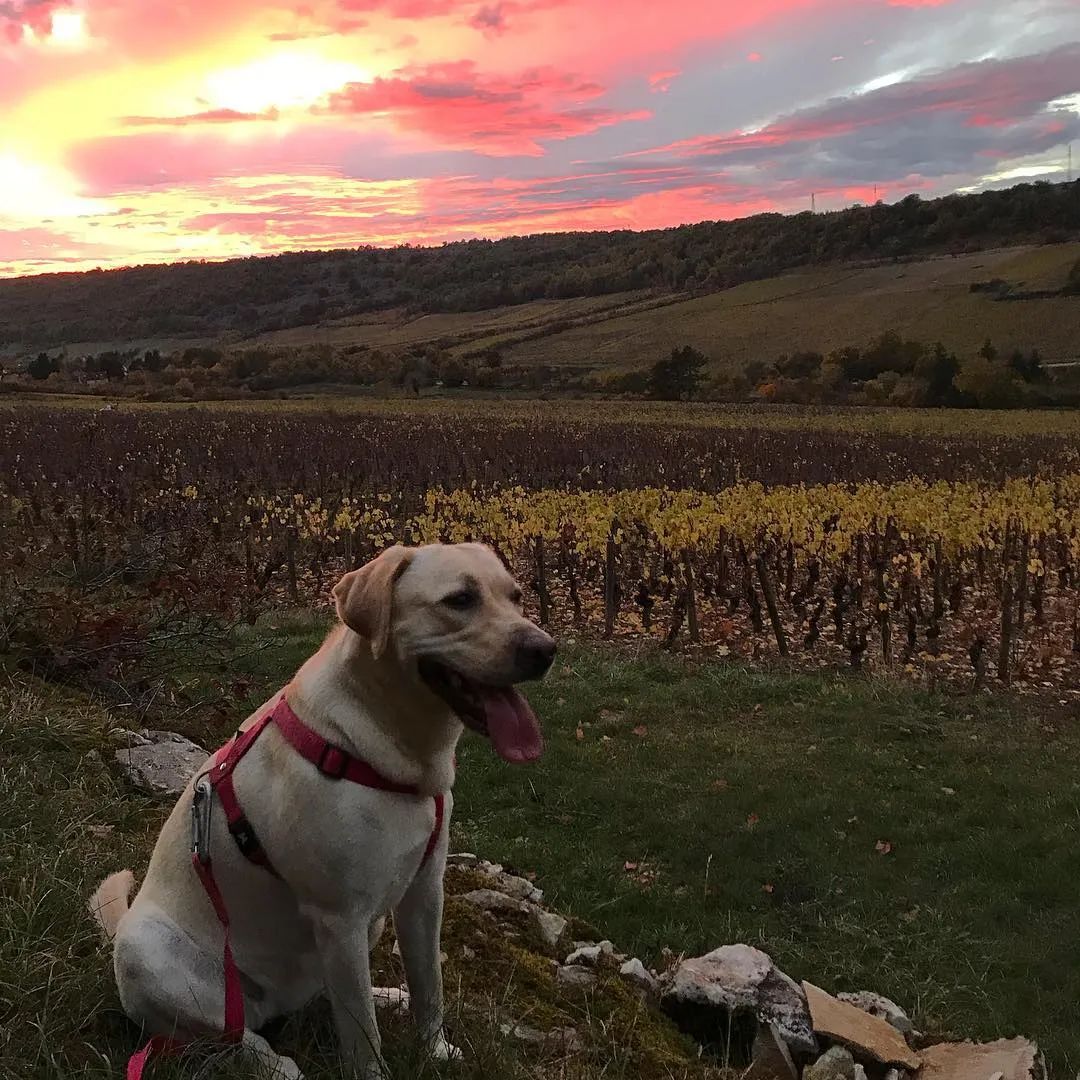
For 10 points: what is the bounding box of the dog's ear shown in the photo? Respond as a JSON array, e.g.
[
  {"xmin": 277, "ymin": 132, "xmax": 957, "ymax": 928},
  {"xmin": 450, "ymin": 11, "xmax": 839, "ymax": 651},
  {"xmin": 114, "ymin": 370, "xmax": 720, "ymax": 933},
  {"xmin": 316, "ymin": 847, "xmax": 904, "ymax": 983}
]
[{"xmin": 332, "ymin": 545, "xmax": 415, "ymax": 659}]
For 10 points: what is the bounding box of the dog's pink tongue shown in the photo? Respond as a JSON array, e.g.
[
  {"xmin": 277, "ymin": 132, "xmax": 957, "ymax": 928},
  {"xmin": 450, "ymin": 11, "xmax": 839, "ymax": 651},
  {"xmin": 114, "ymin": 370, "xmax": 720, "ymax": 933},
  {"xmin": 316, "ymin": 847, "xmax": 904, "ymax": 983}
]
[{"xmin": 481, "ymin": 687, "xmax": 544, "ymax": 763}]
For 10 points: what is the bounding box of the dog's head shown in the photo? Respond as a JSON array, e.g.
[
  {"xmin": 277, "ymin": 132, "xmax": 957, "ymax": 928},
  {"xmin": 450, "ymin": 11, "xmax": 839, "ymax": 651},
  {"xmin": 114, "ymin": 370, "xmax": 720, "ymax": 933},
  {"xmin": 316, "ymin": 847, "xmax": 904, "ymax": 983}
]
[{"xmin": 332, "ymin": 543, "xmax": 555, "ymax": 763}]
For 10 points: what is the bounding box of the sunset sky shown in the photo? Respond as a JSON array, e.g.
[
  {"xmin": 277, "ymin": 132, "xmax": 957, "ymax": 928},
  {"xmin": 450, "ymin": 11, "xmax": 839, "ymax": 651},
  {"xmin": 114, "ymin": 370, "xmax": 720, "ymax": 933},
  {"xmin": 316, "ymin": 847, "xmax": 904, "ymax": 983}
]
[{"xmin": 1, "ymin": 0, "xmax": 1078, "ymax": 278}]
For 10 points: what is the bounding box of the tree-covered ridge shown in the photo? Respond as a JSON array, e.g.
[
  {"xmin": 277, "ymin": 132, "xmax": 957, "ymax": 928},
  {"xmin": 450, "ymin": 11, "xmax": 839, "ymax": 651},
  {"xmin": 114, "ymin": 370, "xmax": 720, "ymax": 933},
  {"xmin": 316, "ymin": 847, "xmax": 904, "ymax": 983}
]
[{"xmin": 2, "ymin": 181, "xmax": 1078, "ymax": 348}]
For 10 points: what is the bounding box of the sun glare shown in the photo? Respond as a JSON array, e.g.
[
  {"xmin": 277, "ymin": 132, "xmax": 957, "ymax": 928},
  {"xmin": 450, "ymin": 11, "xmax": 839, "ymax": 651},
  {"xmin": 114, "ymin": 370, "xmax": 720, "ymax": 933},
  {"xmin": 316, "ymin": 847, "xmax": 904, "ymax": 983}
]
[
  {"xmin": 203, "ymin": 51, "xmax": 371, "ymax": 114},
  {"xmin": 0, "ymin": 153, "xmax": 103, "ymax": 220},
  {"xmin": 49, "ymin": 10, "xmax": 87, "ymax": 46}
]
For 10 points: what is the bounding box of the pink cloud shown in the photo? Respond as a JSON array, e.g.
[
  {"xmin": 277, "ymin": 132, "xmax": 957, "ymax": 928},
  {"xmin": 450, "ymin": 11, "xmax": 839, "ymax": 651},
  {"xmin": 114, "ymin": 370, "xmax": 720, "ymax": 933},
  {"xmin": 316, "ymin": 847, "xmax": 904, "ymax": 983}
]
[
  {"xmin": 747, "ymin": 52, "xmax": 763, "ymax": 62},
  {"xmin": 648, "ymin": 70, "xmax": 679, "ymax": 93},
  {"xmin": 67, "ymin": 126, "xmax": 380, "ymax": 193},
  {"xmin": 322, "ymin": 60, "xmax": 651, "ymax": 155},
  {"xmin": 122, "ymin": 108, "xmax": 281, "ymax": 127}
]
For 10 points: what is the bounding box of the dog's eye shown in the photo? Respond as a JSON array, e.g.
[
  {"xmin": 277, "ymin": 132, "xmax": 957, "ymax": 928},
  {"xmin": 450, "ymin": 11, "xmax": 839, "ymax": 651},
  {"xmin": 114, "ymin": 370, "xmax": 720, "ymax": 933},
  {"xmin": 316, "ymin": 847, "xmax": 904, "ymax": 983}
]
[
  {"xmin": 509, "ymin": 588, "xmax": 523, "ymax": 606},
  {"xmin": 442, "ymin": 590, "xmax": 478, "ymax": 611}
]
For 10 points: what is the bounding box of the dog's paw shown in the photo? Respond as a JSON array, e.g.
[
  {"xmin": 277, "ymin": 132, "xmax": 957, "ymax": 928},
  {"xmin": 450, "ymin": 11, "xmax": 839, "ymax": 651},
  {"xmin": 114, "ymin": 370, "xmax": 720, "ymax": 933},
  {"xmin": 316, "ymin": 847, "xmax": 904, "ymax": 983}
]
[{"xmin": 430, "ymin": 1032, "xmax": 462, "ymax": 1062}]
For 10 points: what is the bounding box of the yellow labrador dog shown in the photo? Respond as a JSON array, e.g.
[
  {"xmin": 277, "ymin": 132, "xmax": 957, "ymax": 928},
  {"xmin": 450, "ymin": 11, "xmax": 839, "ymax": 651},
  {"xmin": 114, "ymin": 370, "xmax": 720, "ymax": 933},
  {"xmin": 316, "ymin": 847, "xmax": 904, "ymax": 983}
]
[{"xmin": 90, "ymin": 543, "xmax": 555, "ymax": 1079}]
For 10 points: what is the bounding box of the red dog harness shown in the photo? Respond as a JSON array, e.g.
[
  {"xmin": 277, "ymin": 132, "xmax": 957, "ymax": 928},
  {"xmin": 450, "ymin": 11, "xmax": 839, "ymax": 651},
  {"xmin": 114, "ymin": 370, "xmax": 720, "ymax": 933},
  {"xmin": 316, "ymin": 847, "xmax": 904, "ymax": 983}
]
[{"xmin": 127, "ymin": 696, "xmax": 447, "ymax": 1079}]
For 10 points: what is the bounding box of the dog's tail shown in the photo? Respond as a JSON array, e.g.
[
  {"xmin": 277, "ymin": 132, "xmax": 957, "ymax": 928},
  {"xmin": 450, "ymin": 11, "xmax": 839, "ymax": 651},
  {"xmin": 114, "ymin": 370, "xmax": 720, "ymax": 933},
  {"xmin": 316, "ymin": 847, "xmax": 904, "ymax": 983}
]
[{"xmin": 88, "ymin": 869, "xmax": 136, "ymax": 941}]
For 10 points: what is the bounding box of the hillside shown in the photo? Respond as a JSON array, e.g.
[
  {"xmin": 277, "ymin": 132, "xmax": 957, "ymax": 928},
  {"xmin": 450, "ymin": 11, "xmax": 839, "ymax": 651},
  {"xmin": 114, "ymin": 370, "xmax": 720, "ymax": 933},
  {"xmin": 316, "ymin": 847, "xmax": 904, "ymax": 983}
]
[
  {"xmin": 1, "ymin": 180, "xmax": 1078, "ymax": 350},
  {"xmin": 485, "ymin": 244, "xmax": 1080, "ymax": 375},
  {"xmin": 225, "ymin": 243, "xmax": 1080, "ymax": 376}
]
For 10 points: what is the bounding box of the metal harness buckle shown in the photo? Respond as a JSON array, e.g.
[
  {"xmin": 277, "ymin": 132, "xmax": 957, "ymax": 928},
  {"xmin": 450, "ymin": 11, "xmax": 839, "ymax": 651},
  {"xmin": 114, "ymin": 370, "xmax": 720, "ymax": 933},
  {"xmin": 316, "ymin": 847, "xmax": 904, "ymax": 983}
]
[{"xmin": 191, "ymin": 776, "xmax": 213, "ymax": 865}]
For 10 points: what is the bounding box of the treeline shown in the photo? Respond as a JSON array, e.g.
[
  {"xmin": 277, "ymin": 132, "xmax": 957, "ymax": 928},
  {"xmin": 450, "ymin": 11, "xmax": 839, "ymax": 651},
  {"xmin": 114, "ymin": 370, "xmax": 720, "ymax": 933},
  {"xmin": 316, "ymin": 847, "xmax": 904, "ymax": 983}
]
[
  {"xmin": 1, "ymin": 180, "xmax": 1078, "ymax": 347},
  {"xmin": 617, "ymin": 333, "xmax": 1066, "ymax": 409},
  {"xmin": 10, "ymin": 329, "xmax": 1072, "ymax": 410},
  {"xmin": 8, "ymin": 340, "xmax": 515, "ymax": 400}
]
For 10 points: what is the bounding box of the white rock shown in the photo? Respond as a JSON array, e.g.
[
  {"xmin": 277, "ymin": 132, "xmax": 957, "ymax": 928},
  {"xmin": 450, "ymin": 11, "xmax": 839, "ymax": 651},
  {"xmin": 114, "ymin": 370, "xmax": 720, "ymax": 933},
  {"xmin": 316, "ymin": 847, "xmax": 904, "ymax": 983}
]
[
  {"xmin": 535, "ymin": 910, "xmax": 568, "ymax": 949},
  {"xmin": 854, "ymin": 1065, "xmax": 868, "ymax": 1080},
  {"xmin": 114, "ymin": 729, "xmax": 208, "ymax": 796},
  {"xmin": 837, "ymin": 991, "xmax": 914, "ymax": 1036},
  {"xmin": 566, "ymin": 940, "xmax": 614, "ymax": 965},
  {"xmin": 489, "ymin": 872, "xmax": 543, "ymax": 904},
  {"xmin": 660, "ymin": 943, "xmax": 817, "ymax": 1055},
  {"xmin": 459, "ymin": 889, "xmax": 528, "ymax": 914},
  {"xmin": 619, "ymin": 957, "xmax": 658, "ymax": 993},
  {"xmin": 447, "ymin": 852, "xmax": 479, "ymax": 866},
  {"xmin": 805, "ymin": 1046, "xmax": 856, "ymax": 1080},
  {"xmin": 372, "ymin": 987, "xmax": 410, "ymax": 1011}
]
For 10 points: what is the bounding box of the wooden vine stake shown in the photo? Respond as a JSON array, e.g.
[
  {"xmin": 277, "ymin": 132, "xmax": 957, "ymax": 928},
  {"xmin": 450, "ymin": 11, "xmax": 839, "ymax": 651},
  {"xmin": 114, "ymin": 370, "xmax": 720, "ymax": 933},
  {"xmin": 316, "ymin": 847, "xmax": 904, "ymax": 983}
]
[
  {"xmin": 603, "ymin": 532, "xmax": 618, "ymax": 639},
  {"xmin": 534, "ymin": 535, "xmax": 551, "ymax": 626},
  {"xmin": 755, "ymin": 549, "xmax": 788, "ymax": 656},
  {"xmin": 997, "ymin": 521, "xmax": 1014, "ymax": 684},
  {"xmin": 286, "ymin": 526, "xmax": 299, "ymax": 604},
  {"xmin": 682, "ymin": 550, "xmax": 699, "ymax": 643}
]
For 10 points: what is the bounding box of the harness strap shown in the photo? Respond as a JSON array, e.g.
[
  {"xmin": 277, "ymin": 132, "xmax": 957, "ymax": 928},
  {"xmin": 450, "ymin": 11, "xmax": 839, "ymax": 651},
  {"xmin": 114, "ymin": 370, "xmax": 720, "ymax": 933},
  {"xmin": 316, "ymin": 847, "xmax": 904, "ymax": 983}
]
[
  {"xmin": 126, "ymin": 1036, "xmax": 182, "ymax": 1080},
  {"xmin": 190, "ymin": 851, "xmax": 246, "ymax": 1038},
  {"xmin": 125, "ymin": 696, "xmax": 449, "ymax": 1079},
  {"xmin": 211, "ymin": 714, "xmax": 282, "ymax": 878},
  {"xmin": 425, "ymin": 792, "xmax": 446, "ymax": 867},
  {"xmin": 270, "ymin": 697, "xmax": 425, "ymax": 794}
]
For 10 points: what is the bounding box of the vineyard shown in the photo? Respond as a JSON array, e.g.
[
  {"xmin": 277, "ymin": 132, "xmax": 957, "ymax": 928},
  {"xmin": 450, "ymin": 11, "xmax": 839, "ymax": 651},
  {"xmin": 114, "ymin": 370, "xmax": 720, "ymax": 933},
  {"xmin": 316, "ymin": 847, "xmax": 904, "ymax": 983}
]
[{"xmin": 4, "ymin": 402, "xmax": 1080, "ymax": 695}]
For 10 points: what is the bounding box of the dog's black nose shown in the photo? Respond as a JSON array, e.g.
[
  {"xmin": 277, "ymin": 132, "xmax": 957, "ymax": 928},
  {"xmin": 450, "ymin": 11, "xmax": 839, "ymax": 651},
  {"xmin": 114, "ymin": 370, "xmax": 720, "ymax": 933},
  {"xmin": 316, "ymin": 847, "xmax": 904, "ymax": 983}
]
[{"xmin": 515, "ymin": 633, "xmax": 557, "ymax": 679}]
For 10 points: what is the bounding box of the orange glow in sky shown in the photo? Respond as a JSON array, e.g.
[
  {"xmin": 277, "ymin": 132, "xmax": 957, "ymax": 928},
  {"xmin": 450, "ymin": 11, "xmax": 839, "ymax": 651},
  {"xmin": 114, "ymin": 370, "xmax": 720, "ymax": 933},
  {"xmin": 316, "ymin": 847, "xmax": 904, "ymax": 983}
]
[{"xmin": 0, "ymin": 0, "xmax": 1077, "ymax": 277}]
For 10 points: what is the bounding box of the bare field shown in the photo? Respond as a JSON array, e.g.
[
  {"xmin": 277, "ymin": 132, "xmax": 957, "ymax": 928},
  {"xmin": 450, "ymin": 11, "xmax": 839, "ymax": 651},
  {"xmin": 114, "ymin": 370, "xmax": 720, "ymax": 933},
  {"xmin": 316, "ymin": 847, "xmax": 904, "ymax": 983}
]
[{"xmin": 248, "ymin": 291, "xmax": 661, "ymax": 351}]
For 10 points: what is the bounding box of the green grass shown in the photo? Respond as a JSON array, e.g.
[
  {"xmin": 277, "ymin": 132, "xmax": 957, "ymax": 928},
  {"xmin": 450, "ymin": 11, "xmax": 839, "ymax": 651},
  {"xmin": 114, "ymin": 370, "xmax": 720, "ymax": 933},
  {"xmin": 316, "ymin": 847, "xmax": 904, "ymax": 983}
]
[{"xmin": 5, "ymin": 630, "xmax": 1080, "ymax": 1076}]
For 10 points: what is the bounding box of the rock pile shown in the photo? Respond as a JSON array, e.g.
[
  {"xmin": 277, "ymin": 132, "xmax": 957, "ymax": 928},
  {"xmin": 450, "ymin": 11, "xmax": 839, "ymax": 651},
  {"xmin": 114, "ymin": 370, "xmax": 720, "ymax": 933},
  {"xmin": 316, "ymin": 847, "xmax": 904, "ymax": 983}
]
[{"xmin": 445, "ymin": 854, "xmax": 1045, "ymax": 1080}]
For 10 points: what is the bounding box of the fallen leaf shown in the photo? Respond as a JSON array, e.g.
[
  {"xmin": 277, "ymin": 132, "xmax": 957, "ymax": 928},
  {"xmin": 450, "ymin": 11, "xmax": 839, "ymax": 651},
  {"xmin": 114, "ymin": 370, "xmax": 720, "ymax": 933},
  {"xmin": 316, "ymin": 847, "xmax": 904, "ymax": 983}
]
[
  {"xmin": 624, "ymin": 861, "xmax": 639, "ymax": 871},
  {"xmin": 711, "ymin": 778, "xmax": 729, "ymax": 791},
  {"xmin": 632, "ymin": 725, "xmax": 648, "ymax": 737},
  {"xmin": 746, "ymin": 812, "xmax": 760, "ymax": 829},
  {"xmin": 762, "ymin": 882, "xmax": 775, "ymax": 894},
  {"xmin": 941, "ymin": 786, "xmax": 956, "ymax": 796},
  {"xmin": 875, "ymin": 839, "xmax": 893, "ymax": 855},
  {"xmin": 575, "ymin": 726, "xmax": 584, "ymax": 741}
]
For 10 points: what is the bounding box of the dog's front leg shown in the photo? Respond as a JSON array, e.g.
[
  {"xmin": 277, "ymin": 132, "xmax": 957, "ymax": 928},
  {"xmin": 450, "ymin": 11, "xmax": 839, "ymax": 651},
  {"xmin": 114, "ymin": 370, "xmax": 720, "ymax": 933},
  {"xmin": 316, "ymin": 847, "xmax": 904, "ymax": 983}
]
[
  {"xmin": 393, "ymin": 857, "xmax": 459, "ymax": 1062},
  {"xmin": 308, "ymin": 908, "xmax": 386, "ymax": 1079}
]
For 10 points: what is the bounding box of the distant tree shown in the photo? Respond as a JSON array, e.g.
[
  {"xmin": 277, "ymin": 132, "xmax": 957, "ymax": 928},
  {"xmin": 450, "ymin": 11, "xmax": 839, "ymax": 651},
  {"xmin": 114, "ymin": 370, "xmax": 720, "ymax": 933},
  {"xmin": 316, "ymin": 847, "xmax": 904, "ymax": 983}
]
[
  {"xmin": 915, "ymin": 343, "xmax": 962, "ymax": 406},
  {"xmin": 97, "ymin": 351, "xmax": 127, "ymax": 381},
  {"xmin": 28, "ymin": 352, "xmax": 59, "ymax": 380},
  {"xmin": 743, "ymin": 360, "xmax": 770, "ymax": 387},
  {"xmin": 776, "ymin": 350, "xmax": 823, "ymax": 379},
  {"xmin": 953, "ymin": 354, "xmax": 1025, "ymax": 408},
  {"xmin": 439, "ymin": 358, "xmax": 469, "ymax": 388},
  {"xmin": 143, "ymin": 349, "xmax": 166, "ymax": 373},
  {"xmin": 1007, "ymin": 348, "xmax": 1046, "ymax": 383},
  {"xmin": 648, "ymin": 345, "xmax": 708, "ymax": 400}
]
